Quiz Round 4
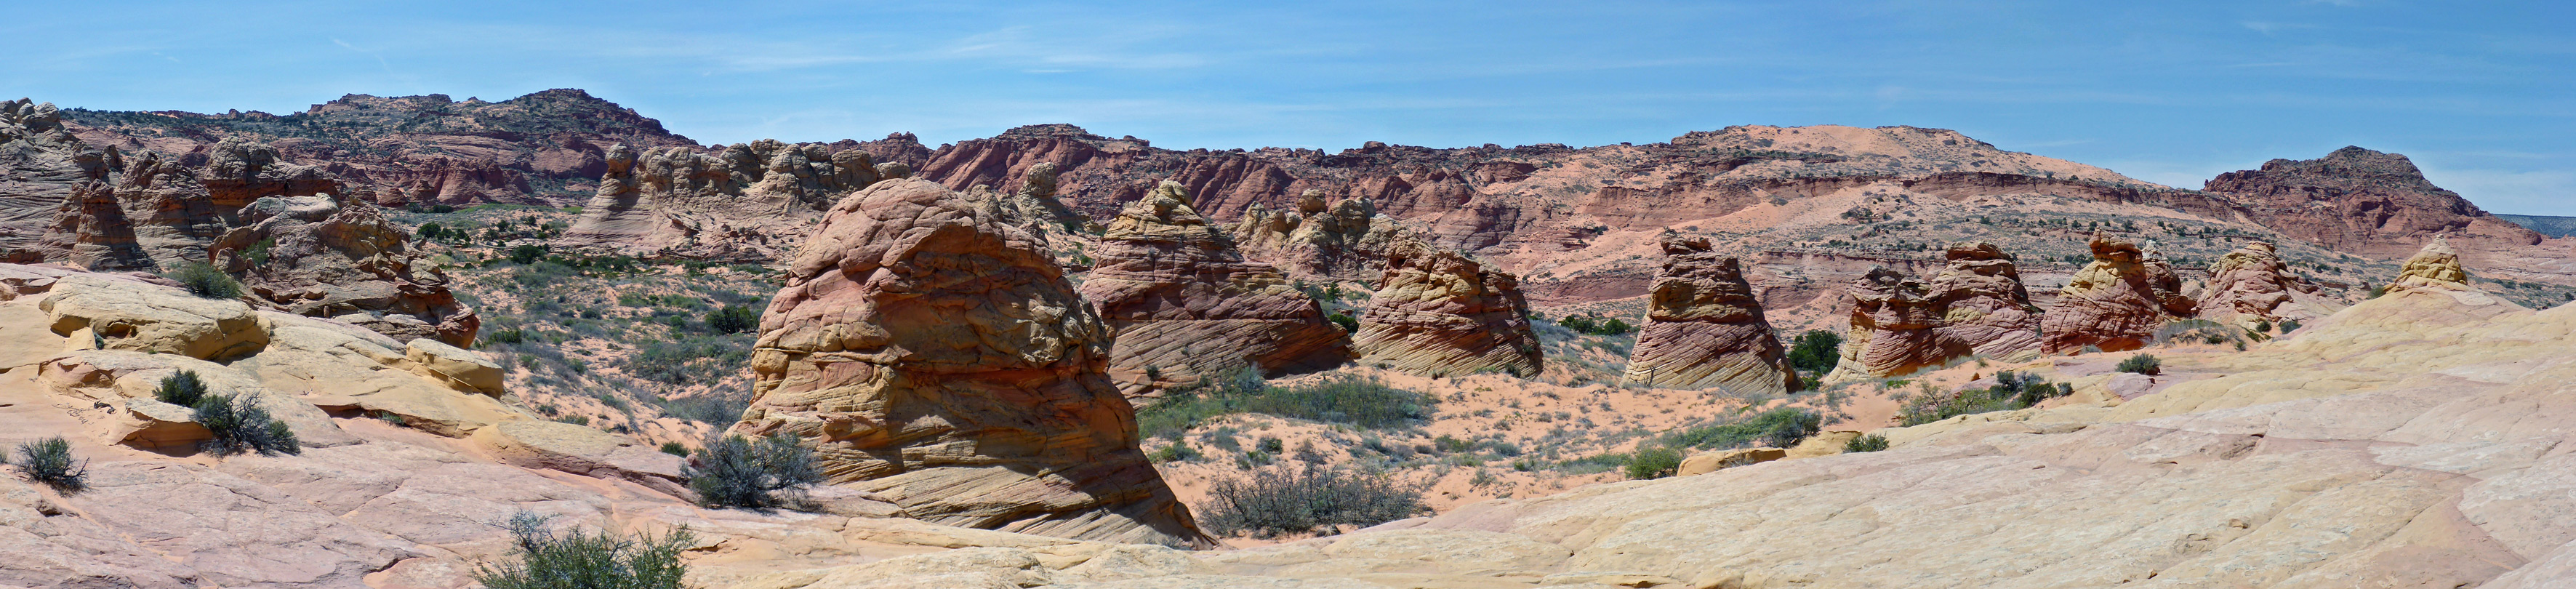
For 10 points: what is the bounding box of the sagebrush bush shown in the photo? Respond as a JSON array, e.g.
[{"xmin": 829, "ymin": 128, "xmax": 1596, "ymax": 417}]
[
  {"xmin": 1784, "ymin": 330, "xmax": 1843, "ymax": 375},
  {"xmin": 705, "ymin": 305, "xmax": 760, "ymax": 334},
  {"xmin": 1897, "ymin": 370, "xmax": 2074, "ymax": 426},
  {"xmin": 168, "ymin": 263, "xmax": 241, "ymax": 299},
  {"xmin": 473, "ymin": 512, "xmax": 690, "ymax": 589},
  {"xmin": 1138, "ymin": 371, "xmax": 1432, "ymax": 438},
  {"xmin": 156, "ymin": 370, "xmax": 209, "ymax": 406},
  {"xmin": 2116, "ymin": 353, "xmax": 2162, "ymax": 375},
  {"xmin": 193, "ymin": 392, "xmax": 301, "ymax": 456},
  {"xmin": 1844, "ymin": 433, "xmax": 1890, "ymax": 453},
  {"xmin": 1664, "ymin": 408, "xmax": 1823, "ymax": 450},
  {"xmin": 11, "ymin": 436, "xmax": 87, "ymax": 492},
  {"xmin": 1624, "ymin": 446, "xmax": 1684, "ymax": 480},
  {"xmin": 1198, "ymin": 466, "xmax": 1427, "ymax": 538},
  {"xmin": 686, "ymin": 433, "xmax": 822, "ymax": 510}
]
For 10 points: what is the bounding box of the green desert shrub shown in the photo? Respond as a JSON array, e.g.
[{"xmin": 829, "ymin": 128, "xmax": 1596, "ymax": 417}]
[
  {"xmin": 1624, "ymin": 446, "xmax": 1685, "ymax": 480},
  {"xmin": 1898, "ymin": 371, "xmax": 2072, "ymax": 426},
  {"xmin": 1784, "ymin": 329, "xmax": 1843, "ymax": 375},
  {"xmin": 169, "ymin": 263, "xmax": 241, "ymax": 299},
  {"xmin": 1197, "ymin": 466, "xmax": 1427, "ymax": 539},
  {"xmin": 658, "ymin": 442, "xmax": 689, "ymax": 457},
  {"xmin": 686, "ymin": 434, "xmax": 822, "ymax": 510},
  {"xmin": 10, "ymin": 436, "xmax": 87, "ymax": 492},
  {"xmin": 156, "ymin": 370, "xmax": 209, "ymax": 406},
  {"xmin": 1138, "ymin": 370, "xmax": 1433, "ymax": 438},
  {"xmin": 705, "ymin": 305, "xmax": 761, "ymax": 334},
  {"xmin": 473, "ymin": 512, "xmax": 690, "ymax": 589},
  {"xmin": 2116, "ymin": 353, "xmax": 2163, "ymax": 375},
  {"xmin": 193, "ymin": 391, "xmax": 302, "ymax": 456},
  {"xmin": 1844, "ymin": 433, "xmax": 1890, "ymax": 453},
  {"xmin": 1664, "ymin": 407, "xmax": 1824, "ymax": 450}
]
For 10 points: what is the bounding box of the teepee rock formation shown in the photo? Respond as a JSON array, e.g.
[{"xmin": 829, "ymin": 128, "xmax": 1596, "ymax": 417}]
[
  {"xmin": 1078, "ymin": 180, "xmax": 1350, "ymax": 397},
  {"xmin": 1621, "ymin": 235, "xmax": 1794, "ymax": 393},
  {"xmin": 2042, "ymin": 233, "xmax": 2197, "ymax": 354},
  {"xmin": 1351, "ymin": 238, "xmax": 1543, "ymax": 378},
  {"xmin": 728, "ymin": 178, "xmax": 1212, "ymax": 548},
  {"xmin": 2200, "ymin": 242, "xmax": 2338, "ymax": 330},
  {"xmin": 1825, "ymin": 243, "xmax": 2044, "ymax": 381}
]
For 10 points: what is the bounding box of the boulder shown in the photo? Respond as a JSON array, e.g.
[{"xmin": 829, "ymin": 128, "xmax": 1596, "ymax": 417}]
[
  {"xmin": 1926, "ymin": 242, "xmax": 2044, "ymax": 359},
  {"xmin": 1826, "ymin": 243, "xmax": 2045, "ymax": 381},
  {"xmin": 1621, "ymin": 236, "xmax": 1792, "ymax": 393},
  {"xmin": 1676, "ymin": 447, "xmax": 1786, "ymax": 476},
  {"xmin": 209, "ymin": 194, "xmax": 480, "ymax": 347},
  {"xmin": 2040, "ymin": 233, "xmax": 2196, "ymax": 354},
  {"xmin": 242, "ymin": 311, "xmax": 527, "ymax": 437},
  {"xmin": 36, "ymin": 181, "xmax": 156, "ymax": 272},
  {"xmin": 1078, "ymin": 180, "xmax": 1350, "ymax": 396},
  {"xmin": 38, "ymin": 273, "xmax": 268, "ymax": 361},
  {"xmin": 2388, "ymin": 236, "xmax": 2469, "ymax": 293},
  {"xmin": 31, "ymin": 350, "xmax": 358, "ymax": 450},
  {"xmin": 1350, "ymin": 239, "xmax": 1543, "ymax": 378},
  {"xmin": 401, "ymin": 338, "xmax": 502, "ymax": 395},
  {"xmin": 727, "ymin": 178, "xmax": 1212, "ymax": 548}
]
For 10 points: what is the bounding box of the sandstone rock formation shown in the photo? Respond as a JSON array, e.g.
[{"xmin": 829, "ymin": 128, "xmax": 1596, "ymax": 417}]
[
  {"xmin": 1229, "ymin": 191, "xmax": 1419, "ymax": 283},
  {"xmin": 1077, "ymin": 180, "xmax": 1349, "ymax": 396},
  {"xmin": 2042, "ymin": 233, "xmax": 2197, "ymax": 353},
  {"xmin": 210, "ymin": 194, "xmax": 480, "ymax": 347},
  {"xmin": 65, "ymin": 89, "xmax": 697, "ymax": 207},
  {"xmin": 36, "ymin": 182, "xmax": 155, "ymax": 271},
  {"xmin": 2204, "ymin": 145, "xmax": 2542, "ymax": 259},
  {"xmin": 2199, "ymin": 242, "xmax": 2337, "ymax": 330},
  {"xmin": 1351, "ymin": 241, "xmax": 1542, "ymax": 378},
  {"xmin": 727, "ymin": 178, "xmax": 1211, "ymax": 548},
  {"xmin": 1826, "ymin": 242, "xmax": 2045, "ymax": 380},
  {"xmin": 2388, "ymin": 236, "xmax": 2469, "ymax": 294},
  {"xmin": 563, "ymin": 140, "xmax": 880, "ymax": 260},
  {"xmin": 1621, "ymin": 236, "xmax": 1794, "ymax": 393}
]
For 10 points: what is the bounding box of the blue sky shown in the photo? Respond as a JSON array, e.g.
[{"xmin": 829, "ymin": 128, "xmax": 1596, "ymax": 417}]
[{"xmin": 5, "ymin": 1, "xmax": 2569, "ymax": 214}]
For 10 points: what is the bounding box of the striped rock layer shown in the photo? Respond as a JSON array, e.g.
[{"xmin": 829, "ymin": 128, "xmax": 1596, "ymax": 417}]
[
  {"xmin": 1079, "ymin": 180, "xmax": 1350, "ymax": 398},
  {"xmin": 1622, "ymin": 236, "xmax": 1794, "ymax": 393}
]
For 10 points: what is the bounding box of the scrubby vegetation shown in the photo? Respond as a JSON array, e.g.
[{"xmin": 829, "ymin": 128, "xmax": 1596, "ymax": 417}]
[
  {"xmin": 473, "ymin": 512, "xmax": 691, "ymax": 589},
  {"xmin": 2116, "ymin": 353, "xmax": 2162, "ymax": 375},
  {"xmin": 156, "ymin": 369, "xmax": 209, "ymax": 406},
  {"xmin": 194, "ymin": 391, "xmax": 303, "ymax": 456},
  {"xmin": 1139, "ymin": 369, "xmax": 1435, "ymax": 439},
  {"xmin": 1197, "ymin": 465, "xmax": 1428, "ymax": 538},
  {"xmin": 1623, "ymin": 446, "xmax": 1685, "ymax": 480},
  {"xmin": 169, "ymin": 262, "xmax": 240, "ymax": 299},
  {"xmin": 1844, "ymin": 433, "xmax": 1890, "ymax": 453},
  {"xmin": 9, "ymin": 436, "xmax": 87, "ymax": 492},
  {"xmin": 1663, "ymin": 407, "xmax": 1823, "ymax": 450},
  {"xmin": 685, "ymin": 433, "xmax": 822, "ymax": 510},
  {"xmin": 1556, "ymin": 313, "xmax": 1634, "ymax": 336},
  {"xmin": 1897, "ymin": 370, "xmax": 2072, "ymax": 426},
  {"xmin": 1784, "ymin": 330, "xmax": 1842, "ymax": 375}
]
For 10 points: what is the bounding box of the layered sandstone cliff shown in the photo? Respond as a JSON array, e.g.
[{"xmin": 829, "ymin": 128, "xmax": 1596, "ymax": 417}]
[
  {"xmin": 2042, "ymin": 233, "xmax": 2197, "ymax": 353},
  {"xmin": 728, "ymin": 178, "xmax": 1211, "ymax": 548},
  {"xmin": 2204, "ymin": 146, "xmax": 2541, "ymax": 259},
  {"xmin": 1229, "ymin": 191, "xmax": 1418, "ymax": 283},
  {"xmin": 210, "ymin": 194, "xmax": 480, "ymax": 347},
  {"xmin": 1621, "ymin": 235, "xmax": 1794, "ymax": 393},
  {"xmin": 1078, "ymin": 181, "xmax": 1349, "ymax": 396},
  {"xmin": 1351, "ymin": 241, "xmax": 1543, "ymax": 378}
]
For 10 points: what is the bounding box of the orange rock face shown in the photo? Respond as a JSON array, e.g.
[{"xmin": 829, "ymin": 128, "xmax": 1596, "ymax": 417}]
[
  {"xmin": 210, "ymin": 194, "xmax": 481, "ymax": 347},
  {"xmin": 2204, "ymin": 146, "xmax": 2540, "ymax": 260},
  {"xmin": 1078, "ymin": 181, "xmax": 1349, "ymax": 396},
  {"xmin": 2041, "ymin": 233, "xmax": 2197, "ymax": 354},
  {"xmin": 2199, "ymin": 242, "xmax": 2332, "ymax": 329},
  {"xmin": 1826, "ymin": 243, "xmax": 2043, "ymax": 380},
  {"xmin": 1621, "ymin": 236, "xmax": 1793, "ymax": 393},
  {"xmin": 1352, "ymin": 239, "xmax": 1542, "ymax": 378},
  {"xmin": 729, "ymin": 178, "xmax": 1211, "ymax": 548}
]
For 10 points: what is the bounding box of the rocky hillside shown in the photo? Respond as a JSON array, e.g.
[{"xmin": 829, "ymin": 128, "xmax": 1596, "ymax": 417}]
[
  {"xmin": 60, "ymin": 89, "xmax": 696, "ymax": 206},
  {"xmin": 2497, "ymin": 213, "xmax": 2576, "ymax": 238}
]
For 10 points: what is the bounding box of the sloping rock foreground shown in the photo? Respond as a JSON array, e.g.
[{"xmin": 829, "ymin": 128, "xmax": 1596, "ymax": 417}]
[{"xmin": 727, "ymin": 178, "xmax": 1211, "ymax": 548}]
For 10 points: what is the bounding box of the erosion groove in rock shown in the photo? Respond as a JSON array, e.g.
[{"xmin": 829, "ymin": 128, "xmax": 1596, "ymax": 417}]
[{"xmin": 727, "ymin": 178, "xmax": 1213, "ymax": 548}]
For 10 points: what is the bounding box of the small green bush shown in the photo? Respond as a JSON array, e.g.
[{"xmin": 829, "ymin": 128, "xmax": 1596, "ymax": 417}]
[
  {"xmin": 1197, "ymin": 466, "xmax": 1427, "ymax": 539},
  {"xmin": 686, "ymin": 434, "xmax": 822, "ymax": 510},
  {"xmin": 1624, "ymin": 446, "xmax": 1685, "ymax": 480},
  {"xmin": 1898, "ymin": 371, "xmax": 2072, "ymax": 426},
  {"xmin": 2116, "ymin": 353, "xmax": 2162, "ymax": 375},
  {"xmin": 1785, "ymin": 330, "xmax": 1843, "ymax": 375},
  {"xmin": 168, "ymin": 263, "xmax": 241, "ymax": 299},
  {"xmin": 473, "ymin": 512, "xmax": 690, "ymax": 589},
  {"xmin": 705, "ymin": 305, "xmax": 760, "ymax": 334},
  {"xmin": 1844, "ymin": 433, "xmax": 1890, "ymax": 453},
  {"xmin": 509, "ymin": 244, "xmax": 547, "ymax": 265},
  {"xmin": 1556, "ymin": 314, "xmax": 1636, "ymax": 336},
  {"xmin": 1137, "ymin": 372, "xmax": 1433, "ymax": 438},
  {"xmin": 658, "ymin": 442, "xmax": 689, "ymax": 457},
  {"xmin": 1664, "ymin": 408, "xmax": 1823, "ymax": 450},
  {"xmin": 156, "ymin": 370, "xmax": 209, "ymax": 406},
  {"xmin": 11, "ymin": 436, "xmax": 86, "ymax": 492},
  {"xmin": 1328, "ymin": 313, "xmax": 1359, "ymax": 333},
  {"xmin": 2278, "ymin": 319, "xmax": 2302, "ymax": 333},
  {"xmin": 193, "ymin": 391, "xmax": 302, "ymax": 456},
  {"xmin": 1150, "ymin": 442, "xmax": 1201, "ymax": 463}
]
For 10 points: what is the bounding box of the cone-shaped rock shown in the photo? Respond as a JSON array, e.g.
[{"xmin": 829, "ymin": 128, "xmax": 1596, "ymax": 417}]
[
  {"xmin": 37, "ymin": 181, "xmax": 156, "ymax": 271},
  {"xmin": 2042, "ymin": 232, "xmax": 2196, "ymax": 354},
  {"xmin": 1351, "ymin": 238, "xmax": 1541, "ymax": 378},
  {"xmin": 210, "ymin": 194, "xmax": 481, "ymax": 347},
  {"xmin": 1079, "ymin": 180, "xmax": 1350, "ymax": 397},
  {"xmin": 2388, "ymin": 236, "xmax": 2470, "ymax": 294},
  {"xmin": 2201, "ymin": 242, "xmax": 2337, "ymax": 330},
  {"xmin": 1823, "ymin": 243, "xmax": 2043, "ymax": 381},
  {"xmin": 1929, "ymin": 242, "xmax": 2044, "ymax": 359},
  {"xmin": 728, "ymin": 178, "xmax": 1212, "ymax": 548},
  {"xmin": 1621, "ymin": 235, "xmax": 1794, "ymax": 393}
]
